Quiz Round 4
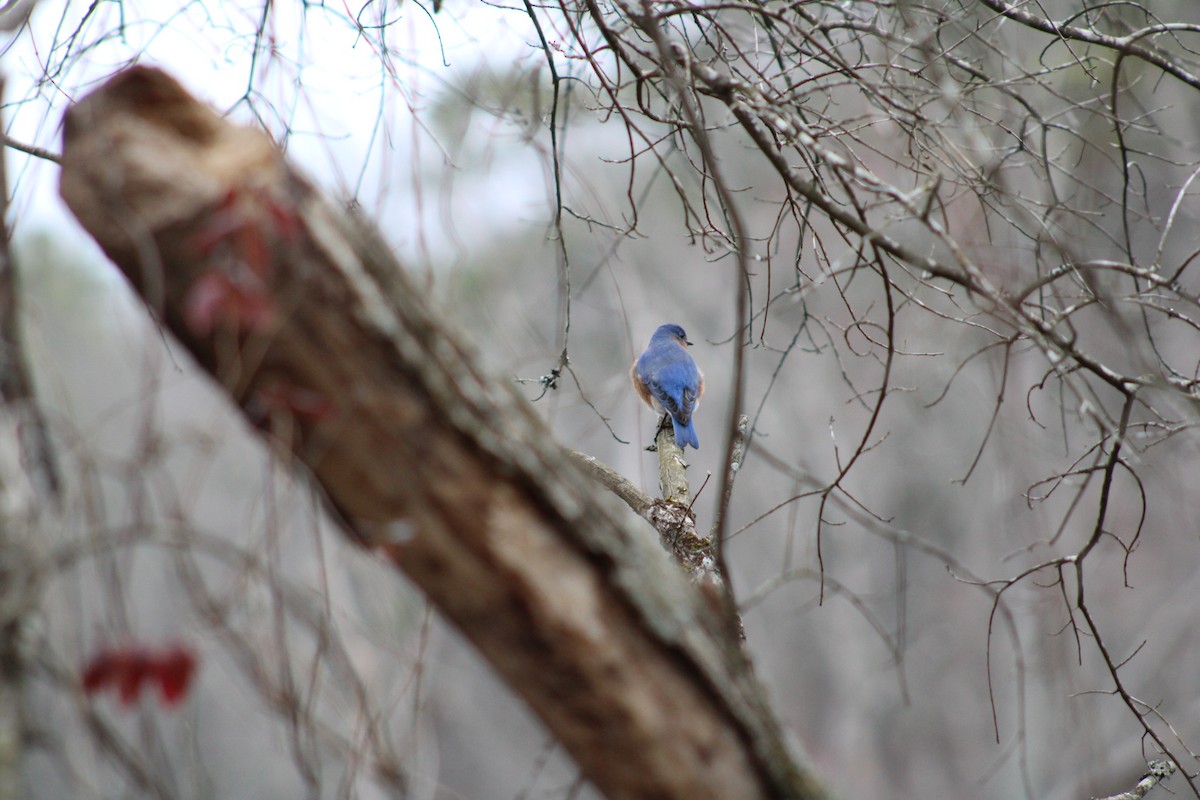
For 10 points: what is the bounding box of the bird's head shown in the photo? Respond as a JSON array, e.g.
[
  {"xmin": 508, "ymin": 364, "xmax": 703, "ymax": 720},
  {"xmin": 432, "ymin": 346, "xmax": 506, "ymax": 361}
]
[{"xmin": 653, "ymin": 323, "xmax": 693, "ymax": 347}]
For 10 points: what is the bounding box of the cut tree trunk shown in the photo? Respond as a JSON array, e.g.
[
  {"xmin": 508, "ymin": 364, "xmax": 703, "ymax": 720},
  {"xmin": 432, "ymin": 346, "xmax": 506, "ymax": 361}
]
[{"xmin": 57, "ymin": 66, "xmax": 829, "ymax": 800}]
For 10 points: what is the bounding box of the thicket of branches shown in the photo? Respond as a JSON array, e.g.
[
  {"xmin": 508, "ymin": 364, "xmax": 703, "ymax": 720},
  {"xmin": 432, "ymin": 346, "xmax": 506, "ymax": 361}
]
[
  {"xmin": 515, "ymin": 1, "xmax": 1200, "ymax": 788},
  {"xmin": 4, "ymin": 1, "xmax": 1200, "ymax": 798}
]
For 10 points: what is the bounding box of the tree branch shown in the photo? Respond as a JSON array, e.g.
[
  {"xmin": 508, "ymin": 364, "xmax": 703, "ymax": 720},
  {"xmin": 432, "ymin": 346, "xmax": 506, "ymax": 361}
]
[
  {"xmin": 57, "ymin": 65, "xmax": 831, "ymax": 800},
  {"xmin": 1094, "ymin": 759, "xmax": 1176, "ymax": 800}
]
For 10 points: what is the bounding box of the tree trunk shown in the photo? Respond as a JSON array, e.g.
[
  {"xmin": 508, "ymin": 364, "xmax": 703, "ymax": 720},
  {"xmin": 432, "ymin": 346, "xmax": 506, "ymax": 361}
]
[{"xmin": 57, "ymin": 66, "xmax": 829, "ymax": 800}]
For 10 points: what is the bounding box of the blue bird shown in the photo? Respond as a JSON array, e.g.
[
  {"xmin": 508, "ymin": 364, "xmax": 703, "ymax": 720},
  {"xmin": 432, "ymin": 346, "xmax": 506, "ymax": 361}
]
[{"xmin": 631, "ymin": 323, "xmax": 704, "ymax": 449}]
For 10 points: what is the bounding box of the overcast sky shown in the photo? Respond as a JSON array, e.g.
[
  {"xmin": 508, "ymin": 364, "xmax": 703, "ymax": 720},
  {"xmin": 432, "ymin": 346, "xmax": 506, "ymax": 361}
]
[{"xmin": 2, "ymin": 0, "xmax": 553, "ymax": 271}]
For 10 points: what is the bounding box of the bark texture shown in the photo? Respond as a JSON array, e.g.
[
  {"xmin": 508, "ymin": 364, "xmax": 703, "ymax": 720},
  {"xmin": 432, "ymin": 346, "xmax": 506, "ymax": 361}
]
[{"xmin": 57, "ymin": 66, "xmax": 829, "ymax": 800}]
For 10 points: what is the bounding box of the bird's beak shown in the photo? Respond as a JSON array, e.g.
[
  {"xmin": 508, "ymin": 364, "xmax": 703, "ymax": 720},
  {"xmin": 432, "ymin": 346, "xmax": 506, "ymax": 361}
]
[{"xmin": 684, "ymin": 337, "xmax": 694, "ymax": 346}]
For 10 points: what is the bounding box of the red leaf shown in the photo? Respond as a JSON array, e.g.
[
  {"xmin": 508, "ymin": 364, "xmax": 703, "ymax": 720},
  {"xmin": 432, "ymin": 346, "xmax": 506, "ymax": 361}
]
[
  {"xmin": 82, "ymin": 651, "xmax": 117, "ymax": 694},
  {"xmin": 82, "ymin": 643, "xmax": 199, "ymax": 709},
  {"xmin": 109, "ymin": 651, "xmax": 151, "ymax": 706},
  {"xmin": 155, "ymin": 646, "xmax": 198, "ymax": 706}
]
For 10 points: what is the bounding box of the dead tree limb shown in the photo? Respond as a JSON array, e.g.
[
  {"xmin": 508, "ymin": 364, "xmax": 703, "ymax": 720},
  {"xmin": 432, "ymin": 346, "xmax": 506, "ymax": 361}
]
[{"xmin": 57, "ymin": 66, "xmax": 830, "ymax": 800}]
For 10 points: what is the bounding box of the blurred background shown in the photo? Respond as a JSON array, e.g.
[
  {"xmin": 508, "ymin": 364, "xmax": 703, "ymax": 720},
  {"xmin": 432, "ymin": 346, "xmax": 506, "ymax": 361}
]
[{"xmin": 6, "ymin": 1, "xmax": 1200, "ymax": 798}]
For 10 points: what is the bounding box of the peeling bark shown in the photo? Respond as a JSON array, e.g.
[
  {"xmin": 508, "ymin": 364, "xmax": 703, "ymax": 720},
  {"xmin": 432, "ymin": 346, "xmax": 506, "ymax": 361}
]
[{"xmin": 58, "ymin": 66, "xmax": 830, "ymax": 800}]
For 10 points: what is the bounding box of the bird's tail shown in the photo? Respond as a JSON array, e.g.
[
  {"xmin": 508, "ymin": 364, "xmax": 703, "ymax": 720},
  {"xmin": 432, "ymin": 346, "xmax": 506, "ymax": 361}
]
[{"xmin": 672, "ymin": 417, "xmax": 699, "ymax": 449}]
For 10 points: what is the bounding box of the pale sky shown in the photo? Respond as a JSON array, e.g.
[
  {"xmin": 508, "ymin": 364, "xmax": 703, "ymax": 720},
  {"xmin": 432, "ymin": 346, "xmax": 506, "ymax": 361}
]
[{"xmin": 2, "ymin": 0, "xmax": 556, "ymax": 272}]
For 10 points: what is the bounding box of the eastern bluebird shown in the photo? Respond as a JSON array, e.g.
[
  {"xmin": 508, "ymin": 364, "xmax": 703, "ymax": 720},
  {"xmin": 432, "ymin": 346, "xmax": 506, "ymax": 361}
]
[{"xmin": 631, "ymin": 323, "xmax": 704, "ymax": 449}]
